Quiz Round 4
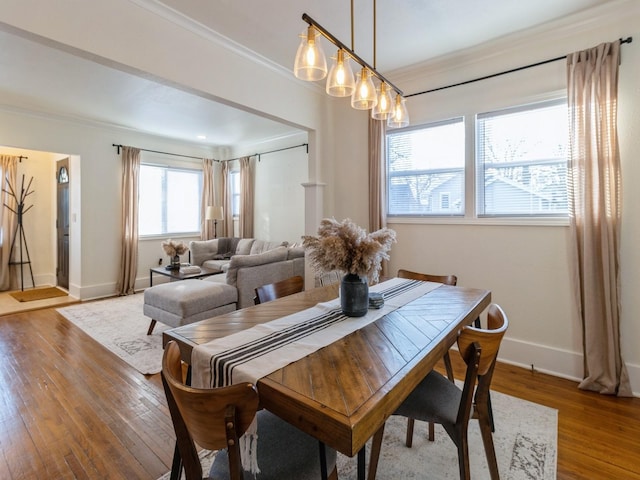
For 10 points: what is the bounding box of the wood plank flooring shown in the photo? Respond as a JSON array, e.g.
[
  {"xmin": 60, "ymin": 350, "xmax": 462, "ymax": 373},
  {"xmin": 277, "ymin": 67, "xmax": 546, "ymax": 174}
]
[{"xmin": 0, "ymin": 305, "xmax": 638, "ymax": 479}]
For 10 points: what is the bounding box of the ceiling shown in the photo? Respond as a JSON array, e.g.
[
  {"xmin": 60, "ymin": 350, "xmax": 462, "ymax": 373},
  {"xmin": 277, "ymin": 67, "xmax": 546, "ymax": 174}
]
[{"xmin": 0, "ymin": 0, "xmax": 617, "ymax": 150}]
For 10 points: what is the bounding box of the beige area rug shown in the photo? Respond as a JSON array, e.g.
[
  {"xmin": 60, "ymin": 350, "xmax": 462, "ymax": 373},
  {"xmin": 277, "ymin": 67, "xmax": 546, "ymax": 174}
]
[
  {"xmin": 56, "ymin": 293, "xmax": 169, "ymax": 375},
  {"xmin": 10, "ymin": 286, "xmax": 68, "ymax": 302},
  {"xmin": 159, "ymin": 390, "xmax": 557, "ymax": 480}
]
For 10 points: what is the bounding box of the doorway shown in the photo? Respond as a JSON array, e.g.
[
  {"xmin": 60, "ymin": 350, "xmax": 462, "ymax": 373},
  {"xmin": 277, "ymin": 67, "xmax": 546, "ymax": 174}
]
[{"xmin": 56, "ymin": 159, "xmax": 70, "ymax": 289}]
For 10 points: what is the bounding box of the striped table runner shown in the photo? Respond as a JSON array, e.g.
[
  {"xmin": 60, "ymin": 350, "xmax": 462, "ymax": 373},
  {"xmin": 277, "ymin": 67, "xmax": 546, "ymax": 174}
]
[{"xmin": 191, "ymin": 277, "xmax": 441, "ymax": 390}]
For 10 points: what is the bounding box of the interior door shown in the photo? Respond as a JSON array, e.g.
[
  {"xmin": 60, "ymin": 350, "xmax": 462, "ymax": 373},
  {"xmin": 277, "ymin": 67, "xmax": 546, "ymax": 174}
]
[{"xmin": 56, "ymin": 159, "xmax": 70, "ymax": 289}]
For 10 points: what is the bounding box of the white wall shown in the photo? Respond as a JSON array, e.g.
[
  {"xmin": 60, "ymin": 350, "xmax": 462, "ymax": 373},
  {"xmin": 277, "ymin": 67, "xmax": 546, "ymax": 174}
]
[
  {"xmin": 327, "ymin": 0, "xmax": 640, "ymax": 394},
  {"xmin": 232, "ymin": 132, "xmax": 308, "ymax": 244}
]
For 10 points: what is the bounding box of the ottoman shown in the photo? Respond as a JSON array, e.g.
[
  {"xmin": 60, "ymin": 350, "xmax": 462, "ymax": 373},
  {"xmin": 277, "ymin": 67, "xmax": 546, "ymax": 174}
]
[{"xmin": 144, "ymin": 279, "xmax": 237, "ymax": 334}]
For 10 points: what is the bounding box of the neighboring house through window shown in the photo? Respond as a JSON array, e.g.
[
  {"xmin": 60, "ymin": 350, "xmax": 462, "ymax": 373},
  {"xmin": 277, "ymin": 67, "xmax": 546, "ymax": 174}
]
[{"xmin": 386, "ymin": 97, "xmax": 568, "ymax": 220}]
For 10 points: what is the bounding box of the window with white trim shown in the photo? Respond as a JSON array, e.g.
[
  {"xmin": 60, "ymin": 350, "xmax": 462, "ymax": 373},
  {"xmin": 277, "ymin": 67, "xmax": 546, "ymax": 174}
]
[
  {"xmin": 138, "ymin": 164, "xmax": 202, "ymax": 236},
  {"xmin": 387, "ymin": 118, "xmax": 465, "ymax": 216},
  {"xmin": 230, "ymin": 170, "xmax": 240, "ymax": 217},
  {"xmin": 476, "ymin": 99, "xmax": 568, "ymax": 216}
]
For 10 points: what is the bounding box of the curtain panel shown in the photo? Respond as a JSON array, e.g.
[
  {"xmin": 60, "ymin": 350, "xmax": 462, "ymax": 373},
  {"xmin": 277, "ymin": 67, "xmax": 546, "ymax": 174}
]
[
  {"xmin": 368, "ymin": 117, "xmax": 389, "ymax": 278},
  {"xmin": 116, "ymin": 146, "xmax": 140, "ymax": 296},
  {"xmin": 221, "ymin": 161, "xmax": 234, "ymax": 237},
  {"xmin": 201, "ymin": 158, "xmax": 216, "ymax": 240},
  {"xmin": 0, "ymin": 155, "xmax": 18, "ymax": 291},
  {"xmin": 239, "ymin": 157, "xmax": 254, "ymax": 238},
  {"xmin": 567, "ymin": 40, "xmax": 631, "ymax": 396}
]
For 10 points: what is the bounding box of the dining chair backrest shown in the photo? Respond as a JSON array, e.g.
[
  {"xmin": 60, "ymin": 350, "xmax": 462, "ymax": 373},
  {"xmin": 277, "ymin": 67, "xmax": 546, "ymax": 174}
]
[
  {"xmin": 455, "ymin": 304, "xmax": 508, "ymax": 430},
  {"xmin": 397, "ymin": 269, "xmax": 458, "ymax": 286},
  {"xmin": 457, "ymin": 304, "xmax": 508, "ymax": 376},
  {"xmin": 254, "ymin": 275, "xmax": 304, "ymax": 305},
  {"xmin": 162, "ymin": 341, "xmax": 260, "ymax": 480}
]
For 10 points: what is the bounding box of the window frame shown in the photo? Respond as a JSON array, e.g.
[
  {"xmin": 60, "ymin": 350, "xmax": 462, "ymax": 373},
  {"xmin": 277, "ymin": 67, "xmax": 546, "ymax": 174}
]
[
  {"xmin": 138, "ymin": 162, "xmax": 203, "ymax": 238},
  {"xmin": 386, "ymin": 117, "xmax": 466, "ymax": 218},
  {"xmin": 385, "ymin": 94, "xmax": 570, "ymax": 227}
]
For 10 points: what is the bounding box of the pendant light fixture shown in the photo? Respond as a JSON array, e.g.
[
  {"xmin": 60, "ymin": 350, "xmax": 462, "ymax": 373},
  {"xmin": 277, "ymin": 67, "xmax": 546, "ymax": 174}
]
[
  {"xmin": 293, "ymin": 1, "xmax": 409, "ymax": 128},
  {"xmin": 372, "ymin": 82, "xmax": 392, "ymax": 119},
  {"xmin": 387, "ymin": 93, "xmax": 410, "ymax": 128},
  {"xmin": 351, "ymin": 67, "xmax": 378, "ymax": 109},
  {"xmin": 326, "ymin": 49, "xmax": 355, "ymax": 96},
  {"xmin": 294, "ymin": 25, "xmax": 327, "ymax": 81}
]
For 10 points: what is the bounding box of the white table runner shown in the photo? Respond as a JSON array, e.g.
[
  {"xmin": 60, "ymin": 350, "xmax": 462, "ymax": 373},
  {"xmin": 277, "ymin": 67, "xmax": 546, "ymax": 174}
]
[{"xmin": 191, "ymin": 277, "xmax": 441, "ymax": 390}]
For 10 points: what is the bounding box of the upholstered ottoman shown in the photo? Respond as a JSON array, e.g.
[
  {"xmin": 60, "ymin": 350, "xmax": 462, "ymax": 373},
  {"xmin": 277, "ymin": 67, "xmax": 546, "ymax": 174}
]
[{"xmin": 144, "ymin": 279, "xmax": 237, "ymax": 334}]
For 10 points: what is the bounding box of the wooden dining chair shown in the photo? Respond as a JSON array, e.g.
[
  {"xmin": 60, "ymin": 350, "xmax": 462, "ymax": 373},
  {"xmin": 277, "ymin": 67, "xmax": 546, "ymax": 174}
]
[
  {"xmin": 254, "ymin": 275, "xmax": 304, "ymax": 305},
  {"xmin": 162, "ymin": 341, "xmax": 338, "ymax": 480},
  {"xmin": 369, "ymin": 304, "xmax": 509, "ymax": 480}
]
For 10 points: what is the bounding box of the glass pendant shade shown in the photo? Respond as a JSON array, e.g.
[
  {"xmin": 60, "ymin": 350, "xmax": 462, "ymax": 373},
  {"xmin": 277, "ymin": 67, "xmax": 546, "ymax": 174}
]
[
  {"xmin": 387, "ymin": 94, "xmax": 410, "ymax": 128},
  {"xmin": 372, "ymin": 83, "xmax": 392, "ymax": 120},
  {"xmin": 294, "ymin": 26, "xmax": 327, "ymax": 81},
  {"xmin": 326, "ymin": 49, "xmax": 355, "ymax": 97},
  {"xmin": 351, "ymin": 68, "xmax": 378, "ymax": 110}
]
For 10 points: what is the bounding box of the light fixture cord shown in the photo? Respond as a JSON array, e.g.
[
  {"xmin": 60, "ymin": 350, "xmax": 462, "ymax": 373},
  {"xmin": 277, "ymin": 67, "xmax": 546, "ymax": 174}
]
[
  {"xmin": 373, "ymin": 0, "xmax": 376, "ymax": 69},
  {"xmin": 351, "ymin": 0, "xmax": 354, "ymax": 51}
]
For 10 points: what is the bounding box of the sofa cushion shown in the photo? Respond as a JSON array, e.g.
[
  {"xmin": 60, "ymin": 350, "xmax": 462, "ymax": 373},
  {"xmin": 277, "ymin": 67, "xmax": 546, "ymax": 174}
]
[
  {"xmin": 201, "ymin": 259, "xmax": 230, "ymax": 273},
  {"xmin": 189, "ymin": 239, "xmax": 219, "ymax": 266},
  {"xmin": 249, "ymin": 239, "xmax": 287, "ymax": 255},
  {"xmin": 225, "ymin": 246, "xmax": 289, "ymax": 286},
  {"xmin": 236, "ymin": 238, "xmax": 255, "ymax": 255}
]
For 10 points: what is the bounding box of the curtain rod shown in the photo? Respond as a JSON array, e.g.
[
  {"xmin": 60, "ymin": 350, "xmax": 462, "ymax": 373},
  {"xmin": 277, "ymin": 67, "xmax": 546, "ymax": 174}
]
[
  {"xmin": 223, "ymin": 143, "xmax": 309, "ymax": 163},
  {"xmin": 112, "ymin": 144, "xmax": 207, "ymax": 161},
  {"xmin": 406, "ymin": 36, "xmax": 633, "ymax": 98},
  {"xmin": 112, "ymin": 142, "xmax": 309, "ymax": 163}
]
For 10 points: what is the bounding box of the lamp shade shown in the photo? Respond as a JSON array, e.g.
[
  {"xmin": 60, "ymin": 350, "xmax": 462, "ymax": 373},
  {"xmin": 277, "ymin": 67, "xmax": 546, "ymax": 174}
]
[
  {"xmin": 372, "ymin": 83, "xmax": 392, "ymax": 120},
  {"xmin": 206, "ymin": 206, "xmax": 224, "ymax": 221},
  {"xmin": 294, "ymin": 26, "xmax": 327, "ymax": 81},
  {"xmin": 351, "ymin": 68, "xmax": 378, "ymax": 110},
  {"xmin": 387, "ymin": 94, "xmax": 410, "ymax": 128},
  {"xmin": 326, "ymin": 49, "xmax": 355, "ymax": 97}
]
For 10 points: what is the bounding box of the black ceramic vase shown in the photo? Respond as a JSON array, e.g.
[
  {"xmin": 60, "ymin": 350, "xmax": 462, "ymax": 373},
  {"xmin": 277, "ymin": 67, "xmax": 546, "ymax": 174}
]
[
  {"xmin": 166, "ymin": 254, "xmax": 181, "ymax": 271},
  {"xmin": 340, "ymin": 273, "xmax": 369, "ymax": 317}
]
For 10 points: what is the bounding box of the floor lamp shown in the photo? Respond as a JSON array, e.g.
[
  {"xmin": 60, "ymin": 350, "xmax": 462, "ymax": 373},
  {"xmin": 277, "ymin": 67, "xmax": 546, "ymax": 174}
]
[{"xmin": 205, "ymin": 206, "xmax": 224, "ymax": 238}]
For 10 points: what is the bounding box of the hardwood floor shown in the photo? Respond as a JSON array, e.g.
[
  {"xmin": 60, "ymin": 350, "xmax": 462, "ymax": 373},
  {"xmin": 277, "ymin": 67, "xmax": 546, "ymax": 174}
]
[{"xmin": 0, "ymin": 305, "xmax": 638, "ymax": 479}]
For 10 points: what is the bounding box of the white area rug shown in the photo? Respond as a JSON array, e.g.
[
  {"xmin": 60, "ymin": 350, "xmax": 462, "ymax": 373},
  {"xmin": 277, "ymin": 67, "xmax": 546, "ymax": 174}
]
[
  {"xmin": 159, "ymin": 390, "xmax": 557, "ymax": 480},
  {"xmin": 56, "ymin": 293, "xmax": 167, "ymax": 375}
]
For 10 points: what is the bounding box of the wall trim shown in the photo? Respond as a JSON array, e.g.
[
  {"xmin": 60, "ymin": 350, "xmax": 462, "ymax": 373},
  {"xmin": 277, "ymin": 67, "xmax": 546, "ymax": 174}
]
[{"xmin": 497, "ymin": 336, "xmax": 640, "ymax": 398}]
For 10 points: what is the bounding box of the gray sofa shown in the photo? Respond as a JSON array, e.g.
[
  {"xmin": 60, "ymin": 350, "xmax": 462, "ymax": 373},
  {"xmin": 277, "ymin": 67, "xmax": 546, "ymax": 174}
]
[{"xmin": 144, "ymin": 238, "xmax": 305, "ymax": 333}]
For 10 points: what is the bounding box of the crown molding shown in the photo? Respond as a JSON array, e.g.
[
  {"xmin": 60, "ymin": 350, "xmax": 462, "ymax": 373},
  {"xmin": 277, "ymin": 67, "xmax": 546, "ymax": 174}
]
[{"xmin": 390, "ymin": 0, "xmax": 638, "ymax": 91}]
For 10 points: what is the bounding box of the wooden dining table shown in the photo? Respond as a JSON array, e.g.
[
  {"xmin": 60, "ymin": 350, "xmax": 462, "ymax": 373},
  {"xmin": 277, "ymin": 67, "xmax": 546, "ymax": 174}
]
[{"xmin": 163, "ymin": 280, "xmax": 491, "ymax": 479}]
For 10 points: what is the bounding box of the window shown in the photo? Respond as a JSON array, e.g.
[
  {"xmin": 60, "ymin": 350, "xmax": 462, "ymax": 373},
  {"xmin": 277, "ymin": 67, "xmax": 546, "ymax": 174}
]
[
  {"xmin": 387, "ymin": 118, "xmax": 465, "ymax": 216},
  {"xmin": 138, "ymin": 164, "xmax": 202, "ymax": 236},
  {"xmin": 230, "ymin": 170, "xmax": 240, "ymax": 217},
  {"xmin": 476, "ymin": 99, "xmax": 568, "ymax": 216}
]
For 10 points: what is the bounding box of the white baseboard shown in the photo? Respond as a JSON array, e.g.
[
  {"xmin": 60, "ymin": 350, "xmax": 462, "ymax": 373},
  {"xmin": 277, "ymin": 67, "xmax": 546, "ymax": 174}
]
[{"xmin": 498, "ymin": 337, "xmax": 640, "ymax": 397}]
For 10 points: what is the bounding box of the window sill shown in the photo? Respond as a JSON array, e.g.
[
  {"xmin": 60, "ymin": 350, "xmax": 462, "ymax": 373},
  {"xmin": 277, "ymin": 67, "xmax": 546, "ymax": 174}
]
[{"xmin": 387, "ymin": 216, "xmax": 569, "ymax": 227}]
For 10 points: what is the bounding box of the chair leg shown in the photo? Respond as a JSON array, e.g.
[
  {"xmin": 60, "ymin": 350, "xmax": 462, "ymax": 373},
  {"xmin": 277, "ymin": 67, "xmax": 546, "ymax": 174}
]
[
  {"xmin": 428, "ymin": 421, "xmax": 435, "ymax": 442},
  {"xmin": 457, "ymin": 435, "xmax": 471, "ymax": 480},
  {"xmin": 478, "ymin": 413, "xmax": 500, "ymax": 480},
  {"xmin": 405, "ymin": 418, "xmax": 415, "ymax": 447},
  {"xmin": 443, "ymin": 351, "xmax": 455, "ymax": 382},
  {"xmin": 147, "ymin": 319, "xmax": 157, "ymax": 335},
  {"xmin": 368, "ymin": 423, "xmax": 385, "ymax": 480},
  {"xmin": 319, "ymin": 442, "xmax": 328, "ymax": 480}
]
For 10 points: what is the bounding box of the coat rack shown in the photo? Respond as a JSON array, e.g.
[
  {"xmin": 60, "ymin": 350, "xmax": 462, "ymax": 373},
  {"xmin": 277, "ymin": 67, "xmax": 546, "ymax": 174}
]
[{"xmin": 3, "ymin": 175, "xmax": 35, "ymax": 291}]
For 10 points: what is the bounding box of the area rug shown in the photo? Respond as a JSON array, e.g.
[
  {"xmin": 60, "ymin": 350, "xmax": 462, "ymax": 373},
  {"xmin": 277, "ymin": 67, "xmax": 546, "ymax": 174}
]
[
  {"xmin": 56, "ymin": 293, "xmax": 169, "ymax": 375},
  {"xmin": 10, "ymin": 286, "xmax": 68, "ymax": 302},
  {"xmin": 158, "ymin": 390, "xmax": 557, "ymax": 480}
]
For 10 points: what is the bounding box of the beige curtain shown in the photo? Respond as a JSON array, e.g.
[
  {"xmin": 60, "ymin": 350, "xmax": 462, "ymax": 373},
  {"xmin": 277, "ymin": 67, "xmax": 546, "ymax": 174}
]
[
  {"xmin": 369, "ymin": 117, "xmax": 389, "ymax": 278},
  {"xmin": 200, "ymin": 158, "xmax": 216, "ymax": 240},
  {"xmin": 567, "ymin": 41, "xmax": 631, "ymax": 396},
  {"xmin": 221, "ymin": 161, "xmax": 233, "ymax": 237},
  {"xmin": 239, "ymin": 157, "xmax": 254, "ymax": 238},
  {"xmin": 116, "ymin": 146, "xmax": 140, "ymax": 296},
  {"xmin": 0, "ymin": 155, "xmax": 18, "ymax": 291}
]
